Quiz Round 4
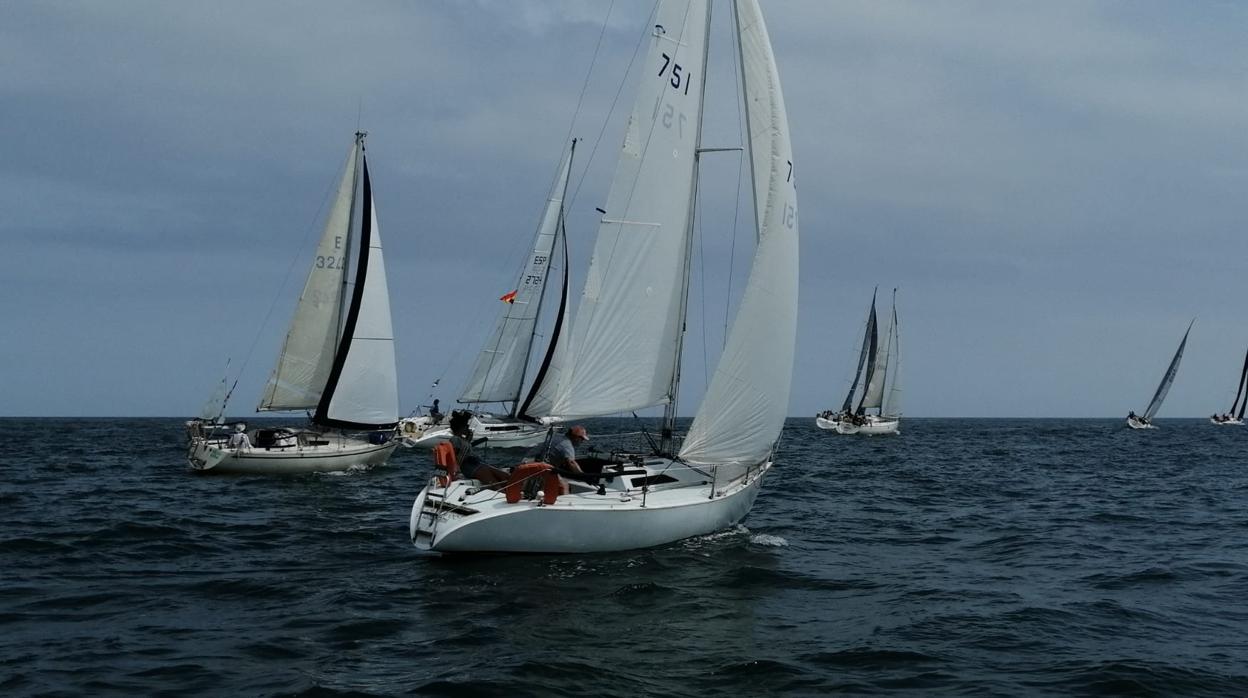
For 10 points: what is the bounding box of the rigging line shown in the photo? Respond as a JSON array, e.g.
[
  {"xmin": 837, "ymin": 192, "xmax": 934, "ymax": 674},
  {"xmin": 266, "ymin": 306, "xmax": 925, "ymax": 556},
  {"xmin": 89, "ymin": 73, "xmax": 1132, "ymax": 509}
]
[
  {"xmin": 696, "ymin": 184, "xmax": 709, "ymax": 390},
  {"xmin": 561, "ymin": 0, "xmax": 615, "ymax": 152},
  {"xmin": 568, "ymin": 0, "xmax": 660, "ymax": 211},
  {"xmin": 723, "ymin": 10, "xmax": 746, "ymax": 348}
]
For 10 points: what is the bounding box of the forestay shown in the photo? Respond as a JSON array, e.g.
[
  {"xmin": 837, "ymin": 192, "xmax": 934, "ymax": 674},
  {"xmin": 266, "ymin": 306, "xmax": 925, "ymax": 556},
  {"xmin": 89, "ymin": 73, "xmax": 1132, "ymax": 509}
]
[
  {"xmin": 460, "ymin": 145, "xmax": 575, "ymax": 407},
  {"xmin": 258, "ymin": 143, "xmax": 357, "ymax": 412},
  {"xmin": 680, "ymin": 0, "xmax": 798, "ymax": 470},
  {"xmin": 551, "ymin": 1, "xmax": 710, "ymax": 419}
]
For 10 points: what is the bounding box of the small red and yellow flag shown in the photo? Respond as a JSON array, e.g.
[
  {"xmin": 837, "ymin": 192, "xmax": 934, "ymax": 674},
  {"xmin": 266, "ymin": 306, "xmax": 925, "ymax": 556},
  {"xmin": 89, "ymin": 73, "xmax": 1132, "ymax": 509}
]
[{"xmin": 499, "ymin": 290, "xmax": 518, "ymax": 304}]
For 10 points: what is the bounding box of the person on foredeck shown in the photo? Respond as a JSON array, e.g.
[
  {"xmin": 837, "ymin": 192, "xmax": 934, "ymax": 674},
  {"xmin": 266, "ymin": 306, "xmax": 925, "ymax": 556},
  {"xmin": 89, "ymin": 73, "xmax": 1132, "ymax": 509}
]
[
  {"xmin": 227, "ymin": 424, "xmax": 251, "ymax": 451},
  {"xmin": 428, "ymin": 399, "xmax": 444, "ymax": 424},
  {"xmin": 448, "ymin": 411, "xmax": 508, "ymax": 486}
]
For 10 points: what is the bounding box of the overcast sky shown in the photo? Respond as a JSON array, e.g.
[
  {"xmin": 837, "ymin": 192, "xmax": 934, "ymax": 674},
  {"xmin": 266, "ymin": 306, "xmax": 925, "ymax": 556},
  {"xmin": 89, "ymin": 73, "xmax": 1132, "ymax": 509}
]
[{"xmin": 2, "ymin": 1, "xmax": 1246, "ymax": 418}]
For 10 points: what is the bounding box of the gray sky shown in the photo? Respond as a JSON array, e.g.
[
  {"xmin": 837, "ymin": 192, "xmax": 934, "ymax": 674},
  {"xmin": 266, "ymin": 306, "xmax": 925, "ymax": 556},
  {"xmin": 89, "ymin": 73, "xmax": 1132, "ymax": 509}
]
[{"xmin": 2, "ymin": 1, "xmax": 1246, "ymax": 418}]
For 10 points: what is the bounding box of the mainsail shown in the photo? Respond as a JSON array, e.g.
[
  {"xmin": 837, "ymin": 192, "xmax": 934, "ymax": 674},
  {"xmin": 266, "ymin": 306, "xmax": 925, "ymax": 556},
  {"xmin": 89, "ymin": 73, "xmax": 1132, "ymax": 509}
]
[
  {"xmin": 1143, "ymin": 321, "xmax": 1193, "ymax": 420},
  {"xmin": 258, "ymin": 141, "xmax": 358, "ymax": 411},
  {"xmin": 1229, "ymin": 347, "xmax": 1248, "ymax": 418},
  {"xmin": 315, "ymin": 156, "xmax": 399, "ymax": 429},
  {"xmin": 679, "ymin": 0, "xmax": 798, "ymax": 469},
  {"xmin": 881, "ymin": 291, "xmax": 902, "ymax": 417},
  {"xmin": 859, "ymin": 297, "xmax": 888, "ymax": 412},
  {"xmin": 460, "ymin": 142, "xmax": 576, "ymax": 411},
  {"xmin": 551, "ymin": 1, "xmax": 711, "ymax": 419},
  {"xmin": 841, "ymin": 291, "xmax": 876, "ymax": 413}
]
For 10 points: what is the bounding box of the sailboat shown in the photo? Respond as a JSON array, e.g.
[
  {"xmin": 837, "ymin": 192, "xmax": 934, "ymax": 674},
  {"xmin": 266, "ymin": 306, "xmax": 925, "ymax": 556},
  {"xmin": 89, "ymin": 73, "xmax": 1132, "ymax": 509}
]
[
  {"xmin": 816, "ymin": 289, "xmax": 901, "ymax": 435},
  {"xmin": 186, "ymin": 132, "xmax": 401, "ymax": 473},
  {"xmin": 410, "ymin": 0, "xmax": 799, "ymax": 553},
  {"xmin": 1211, "ymin": 347, "xmax": 1247, "ymax": 425},
  {"xmin": 400, "ymin": 141, "xmax": 576, "ymax": 451},
  {"xmin": 1126, "ymin": 320, "xmax": 1193, "ymax": 430}
]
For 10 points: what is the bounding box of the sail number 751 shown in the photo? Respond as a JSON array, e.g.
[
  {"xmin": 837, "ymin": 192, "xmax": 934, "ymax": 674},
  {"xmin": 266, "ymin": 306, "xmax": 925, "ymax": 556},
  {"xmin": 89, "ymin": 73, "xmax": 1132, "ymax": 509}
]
[{"xmin": 658, "ymin": 52, "xmax": 693, "ymax": 95}]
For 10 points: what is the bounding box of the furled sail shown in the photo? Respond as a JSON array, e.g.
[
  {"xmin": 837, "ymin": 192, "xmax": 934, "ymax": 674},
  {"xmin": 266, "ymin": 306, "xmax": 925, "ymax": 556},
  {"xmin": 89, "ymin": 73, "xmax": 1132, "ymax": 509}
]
[
  {"xmin": 1143, "ymin": 321, "xmax": 1193, "ymax": 420},
  {"xmin": 316, "ymin": 158, "xmax": 399, "ymax": 429},
  {"xmin": 680, "ymin": 0, "xmax": 798, "ymax": 469},
  {"xmin": 258, "ymin": 142, "xmax": 358, "ymax": 411},
  {"xmin": 550, "ymin": 0, "xmax": 710, "ymax": 419},
  {"xmin": 460, "ymin": 142, "xmax": 575, "ymax": 407}
]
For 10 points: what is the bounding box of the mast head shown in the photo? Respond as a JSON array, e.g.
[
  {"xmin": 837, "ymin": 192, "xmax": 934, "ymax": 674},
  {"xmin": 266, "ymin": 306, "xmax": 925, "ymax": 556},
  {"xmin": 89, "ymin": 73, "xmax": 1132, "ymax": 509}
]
[{"xmin": 354, "ymin": 131, "xmax": 368, "ymax": 147}]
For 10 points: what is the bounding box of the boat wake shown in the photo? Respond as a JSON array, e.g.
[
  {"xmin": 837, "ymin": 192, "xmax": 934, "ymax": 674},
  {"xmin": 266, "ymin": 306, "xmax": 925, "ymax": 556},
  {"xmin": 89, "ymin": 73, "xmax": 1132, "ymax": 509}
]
[{"xmin": 750, "ymin": 533, "xmax": 789, "ymax": 547}]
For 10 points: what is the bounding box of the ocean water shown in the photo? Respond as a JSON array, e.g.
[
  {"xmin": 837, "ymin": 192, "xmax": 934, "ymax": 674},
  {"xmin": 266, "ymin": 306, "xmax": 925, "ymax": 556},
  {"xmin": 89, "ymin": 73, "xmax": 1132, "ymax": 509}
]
[{"xmin": 3, "ymin": 417, "xmax": 1247, "ymax": 696}]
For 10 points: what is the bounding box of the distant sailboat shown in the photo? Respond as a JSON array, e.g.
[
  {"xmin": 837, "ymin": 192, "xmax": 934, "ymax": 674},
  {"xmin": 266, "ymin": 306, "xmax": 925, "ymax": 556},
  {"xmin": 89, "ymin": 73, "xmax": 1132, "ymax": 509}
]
[
  {"xmin": 816, "ymin": 289, "xmax": 901, "ymax": 435},
  {"xmin": 186, "ymin": 132, "xmax": 401, "ymax": 473},
  {"xmin": 400, "ymin": 140, "xmax": 577, "ymax": 450},
  {"xmin": 1127, "ymin": 320, "xmax": 1193, "ymax": 430},
  {"xmin": 1211, "ymin": 347, "xmax": 1247, "ymax": 425},
  {"xmin": 411, "ymin": 0, "xmax": 799, "ymax": 553}
]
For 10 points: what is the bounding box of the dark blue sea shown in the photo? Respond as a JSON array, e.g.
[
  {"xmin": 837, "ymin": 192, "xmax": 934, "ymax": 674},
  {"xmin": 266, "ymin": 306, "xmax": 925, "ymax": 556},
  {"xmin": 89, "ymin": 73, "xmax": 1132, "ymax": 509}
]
[{"xmin": 3, "ymin": 417, "xmax": 1247, "ymax": 696}]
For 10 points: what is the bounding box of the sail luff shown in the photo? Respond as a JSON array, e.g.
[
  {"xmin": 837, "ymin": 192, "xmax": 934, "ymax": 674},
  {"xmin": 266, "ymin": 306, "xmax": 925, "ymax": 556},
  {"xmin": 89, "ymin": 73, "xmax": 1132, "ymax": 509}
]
[
  {"xmin": 258, "ymin": 139, "xmax": 359, "ymax": 412},
  {"xmin": 1143, "ymin": 321, "xmax": 1193, "ymax": 420}
]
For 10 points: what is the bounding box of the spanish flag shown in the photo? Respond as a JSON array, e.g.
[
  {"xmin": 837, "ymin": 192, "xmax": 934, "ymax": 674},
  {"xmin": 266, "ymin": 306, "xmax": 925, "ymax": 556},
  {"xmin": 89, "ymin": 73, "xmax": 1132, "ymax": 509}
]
[{"xmin": 499, "ymin": 290, "xmax": 518, "ymax": 304}]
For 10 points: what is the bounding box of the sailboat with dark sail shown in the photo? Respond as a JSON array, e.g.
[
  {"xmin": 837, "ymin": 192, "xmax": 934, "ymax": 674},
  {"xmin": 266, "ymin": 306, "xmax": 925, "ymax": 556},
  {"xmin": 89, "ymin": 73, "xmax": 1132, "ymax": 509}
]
[
  {"xmin": 1211, "ymin": 347, "xmax": 1247, "ymax": 425},
  {"xmin": 400, "ymin": 141, "xmax": 576, "ymax": 450},
  {"xmin": 816, "ymin": 289, "xmax": 901, "ymax": 435},
  {"xmin": 1127, "ymin": 320, "xmax": 1193, "ymax": 430},
  {"xmin": 186, "ymin": 132, "xmax": 401, "ymax": 473}
]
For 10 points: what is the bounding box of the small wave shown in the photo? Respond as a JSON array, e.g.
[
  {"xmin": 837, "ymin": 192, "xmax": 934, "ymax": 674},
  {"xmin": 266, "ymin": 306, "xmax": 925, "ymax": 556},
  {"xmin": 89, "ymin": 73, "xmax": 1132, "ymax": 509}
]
[{"xmin": 750, "ymin": 533, "xmax": 788, "ymax": 547}]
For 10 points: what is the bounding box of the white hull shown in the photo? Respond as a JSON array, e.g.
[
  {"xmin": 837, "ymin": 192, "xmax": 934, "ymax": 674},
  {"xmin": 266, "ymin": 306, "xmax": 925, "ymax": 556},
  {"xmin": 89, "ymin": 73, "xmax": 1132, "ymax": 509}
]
[
  {"xmin": 816, "ymin": 415, "xmax": 900, "ymax": 435},
  {"xmin": 399, "ymin": 416, "xmax": 453, "ymax": 449},
  {"xmin": 402, "ymin": 414, "xmax": 552, "ymax": 450},
  {"xmin": 410, "ymin": 457, "xmax": 770, "ymax": 553},
  {"xmin": 188, "ymin": 431, "xmax": 397, "ymax": 474},
  {"xmin": 1210, "ymin": 418, "xmax": 1243, "ymax": 426},
  {"xmin": 1126, "ymin": 417, "xmax": 1157, "ymax": 430}
]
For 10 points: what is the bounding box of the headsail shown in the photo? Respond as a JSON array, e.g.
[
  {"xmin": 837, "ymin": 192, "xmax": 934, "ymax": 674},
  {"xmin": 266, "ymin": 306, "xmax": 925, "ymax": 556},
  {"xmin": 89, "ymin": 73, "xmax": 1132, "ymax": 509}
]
[
  {"xmin": 841, "ymin": 289, "xmax": 876, "ymax": 413},
  {"xmin": 258, "ymin": 140, "xmax": 358, "ymax": 412},
  {"xmin": 680, "ymin": 0, "xmax": 798, "ymax": 469},
  {"xmin": 1143, "ymin": 320, "xmax": 1193, "ymax": 421},
  {"xmin": 551, "ymin": 0, "xmax": 711, "ymax": 419},
  {"xmin": 859, "ymin": 295, "xmax": 888, "ymax": 412},
  {"xmin": 460, "ymin": 142, "xmax": 576, "ymax": 409},
  {"xmin": 882, "ymin": 291, "xmax": 902, "ymax": 417},
  {"xmin": 1230, "ymin": 347, "xmax": 1248, "ymax": 417},
  {"xmin": 315, "ymin": 155, "xmax": 399, "ymax": 429}
]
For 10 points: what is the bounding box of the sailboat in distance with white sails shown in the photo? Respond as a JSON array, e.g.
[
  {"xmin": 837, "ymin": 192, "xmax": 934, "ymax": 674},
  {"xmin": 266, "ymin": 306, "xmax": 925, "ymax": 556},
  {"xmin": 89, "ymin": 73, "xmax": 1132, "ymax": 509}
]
[
  {"xmin": 1211, "ymin": 346, "xmax": 1247, "ymax": 425},
  {"xmin": 400, "ymin": 141, "xmax": 577, "ymax": 450},
  {"xmin": 186, "ymin": 132, "xmax": 401, "ymax": 473},
  {"xmin": 816, "ymin": 288, "xmax": 901, "ymax": 435},
  {"xmin": 410, "ymin": 0, "xmax": 798, "ymax": 553},
  {"xmin": 1127, "ymin": 320, "xmax": 1193, "ymax": 430}
]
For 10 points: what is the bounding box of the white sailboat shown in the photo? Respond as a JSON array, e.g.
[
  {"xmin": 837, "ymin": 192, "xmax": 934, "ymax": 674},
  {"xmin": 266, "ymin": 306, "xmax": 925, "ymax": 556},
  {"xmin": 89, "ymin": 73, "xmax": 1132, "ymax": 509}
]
[
  {"xmin": 410, "ymin": 0, "xmax": 799, "ymax": 553},
  {"xmin": 401, "ymin": 141, "xmax": 577, "ymax": 451},
  {"xmin": 1210, "ymin": 347, "xmax": 1247, "ymax": 425},
  {"xmin": 816, "ymin": 289, "xmax": 901, "ymax": 435},
  {"xmin": 1127, "ymin": 320, "xmax": 1193, "ymax": 430},
  {"xmin": 186, "ymin": 132, "xmax": 401, "ymax": 473}
]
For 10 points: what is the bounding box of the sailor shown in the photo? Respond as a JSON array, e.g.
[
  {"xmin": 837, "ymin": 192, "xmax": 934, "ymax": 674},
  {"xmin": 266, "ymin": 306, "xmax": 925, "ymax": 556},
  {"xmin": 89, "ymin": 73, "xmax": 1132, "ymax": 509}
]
[
  {"xmin": 227, "ymin": 424, "xmax": 251, "ymax": 451},
  {"xmin": 428, "ymin": 399, "xmax": 444, "ymax": 424},
  {"xmin": 1128, "ymin": 410, "xmax": 1138, "ymax": 421},
  {"xmin": 449, "ymin": 411, "xmax": 508, "ymax": 485}
]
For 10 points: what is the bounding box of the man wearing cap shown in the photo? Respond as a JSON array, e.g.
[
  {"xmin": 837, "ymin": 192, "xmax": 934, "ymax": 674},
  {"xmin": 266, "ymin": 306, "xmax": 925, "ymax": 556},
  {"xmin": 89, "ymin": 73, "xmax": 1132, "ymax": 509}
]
[{"xmin": 544, "ymin": 425, "xmax": 588, "ymax": 476}]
